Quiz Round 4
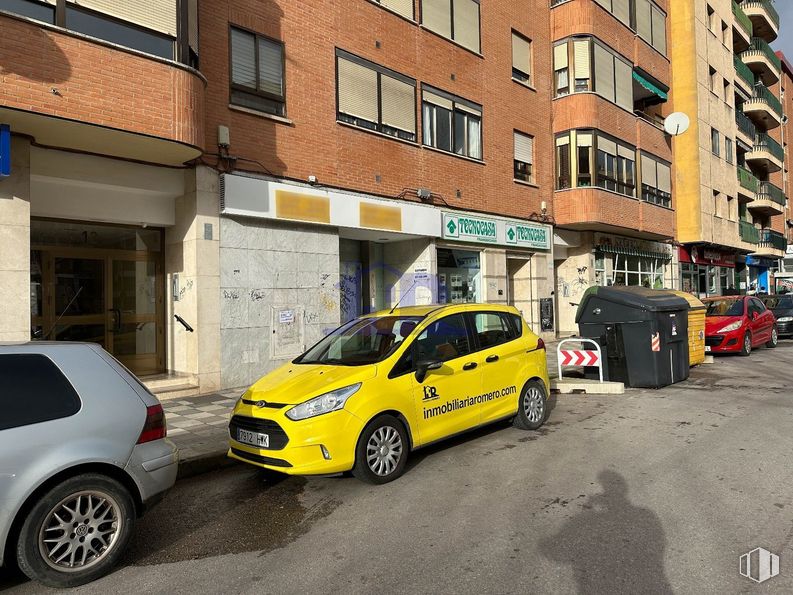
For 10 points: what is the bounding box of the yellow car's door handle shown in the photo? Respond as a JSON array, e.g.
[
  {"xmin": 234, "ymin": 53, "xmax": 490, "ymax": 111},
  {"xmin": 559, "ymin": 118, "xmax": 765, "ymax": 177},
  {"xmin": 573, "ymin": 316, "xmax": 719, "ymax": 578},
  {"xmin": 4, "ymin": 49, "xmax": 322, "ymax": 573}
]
[
  {"xmin": 486, "ymin": 355, "xmax": 499, "ymax": 363},
  {"xmin": 463, "ymin": 362, "xmax": 478, "ymax": 371}
]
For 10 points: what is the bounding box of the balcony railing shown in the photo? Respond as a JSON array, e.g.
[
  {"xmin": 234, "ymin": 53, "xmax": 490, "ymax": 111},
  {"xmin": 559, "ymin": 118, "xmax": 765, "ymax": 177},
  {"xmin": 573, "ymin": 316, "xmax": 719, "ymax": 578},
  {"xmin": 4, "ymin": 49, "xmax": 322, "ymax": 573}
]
[
  {"xmin": 742, "ymin": 37, "xmax": 782, "ymax": 71},
  {"xmin": 734, "ymin": 55, "xmax": 756, "ymax": 88},
  {"xmin": 740, "ymin": 220, "xmax": 760, "ymax": 244},
  {"xmin": 748, "ymin": 84, "xmax": 783, "ymax": 117},
  {"xmin": 754, "ymin": 133, "xmax": 784, "ymax": 162},
  {"xmin": 732, "ymin": 1, "xmax": 754, "ymax": 37},
  {"xmin": 758, "ymin": 228, "xmax": 787, "ymax": 251},
  {"xmin": 738, "ymin": 167, "xmax": 759, "ymax": 193},
  {"xmin": 736, "ymin": 110, "xmax": 757, "ymax": 138},
  {"xmin": 740, "ymin": 0, "xmax": 780, "ymax": 30},
  {"xmin": 757, "ymin": 181, "xmax": 786, "ymax": 206}
]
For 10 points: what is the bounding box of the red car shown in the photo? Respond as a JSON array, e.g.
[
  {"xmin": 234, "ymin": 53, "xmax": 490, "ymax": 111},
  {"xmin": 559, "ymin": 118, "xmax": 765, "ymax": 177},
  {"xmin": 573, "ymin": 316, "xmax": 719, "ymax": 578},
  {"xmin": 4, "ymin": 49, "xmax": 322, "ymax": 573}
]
[{"xmin": 704, "ymin": 295, "xmax": 778, "ymax": 355}]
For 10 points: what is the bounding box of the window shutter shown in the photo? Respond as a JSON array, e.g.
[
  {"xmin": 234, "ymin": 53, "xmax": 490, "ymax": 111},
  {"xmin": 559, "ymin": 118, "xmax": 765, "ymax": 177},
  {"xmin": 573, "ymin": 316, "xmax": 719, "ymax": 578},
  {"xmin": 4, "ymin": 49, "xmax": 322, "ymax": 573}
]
[
  {"xmin": 68, "ymin": 0, "xmax": 178, "ymax": 36},
  {"xmin": 556, "ymin": 135, "xmax": 570, "ymax": 146},
  {"xmin": 381, "ymin": 75, "xmax": 416, "ymax": 133},
  {"xmin": 612, "ymin": 0, "xmax": 630, "ymax": 26},
  {"xmin": 657, "ymin": 163, "xmax": 671, "ymax": 193},
  {"xmin": 381, "ymin": 0, "xmax": 413, "ymax": 19},
  {"xmin": 337, "ymin": 58, "xmax": 379, "ymax": 123},
  {"xmin": 615, "ymin": 59, "xmax": 633, "ymax": 111},
  {"xmin": 453, "ymin": 0, "xmax": 480, "ymax": 53},
  {"xmin": 598, "ymin": 137, "xmax": 618, "ymax": 156},
  {"xmin": 553, "ymin": 43, "xmax": 568, "ymax": 70},
  {"xmin": 651, "ymin": 6, "xmax": 667, "ymax": 55},
  {"xmin": 422, "ymin": 0, "xmax": 451, "ymax": 39},
  {"xmin": 594, "ymin": 44, "xmax": 615, "ymax": 103},
  {"xmin": 617, "ymin": 145, "xmax": 635, "ymax": 160},
  {"xmin": 514, "ymin": 132, "xmax": 534, "ymax": 164},
  {"xmin": 258, "ymin": 38, "xmax": 284, "ymax": 98},
  {"xmin": 641, "ymin": 155, "xmax": 657, "ymax": 187},
  {"xmin": 577, "ymin": 132, "xmax": 593, "ymax": 147},
  {"xmin": 635, "ymin": 0, "xmax": 652, "ymax": 42},
  {"xmin": 423, "ymin": 90, "xmax": 453, "ymax": 110},
  {"xmin": 573, "ymin": 40, "xmax": 590, "ymax": 79},
  {"xmin": 594, "ymin": 0, "xmax": 610, "ymax": 10},
  {"xmin": 187, "ymin": 0, "xmax": 198, "ymax": 54},
  {"xmin": 455, "ymin": 102, "xmax": 481, "ymax": 116},
  {"xmin": 231, "ymin": 28, "xmax": 256, "ymax": 88},
  {"xmin": 512, "ymin": 33, "xmax": 531, "ymax": 75}
]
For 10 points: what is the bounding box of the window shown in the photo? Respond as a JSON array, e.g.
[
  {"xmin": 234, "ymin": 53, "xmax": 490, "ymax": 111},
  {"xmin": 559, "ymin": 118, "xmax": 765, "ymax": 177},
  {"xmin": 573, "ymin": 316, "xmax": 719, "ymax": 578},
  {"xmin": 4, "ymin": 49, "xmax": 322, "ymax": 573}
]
[
  {"xmin": 514, "ymin": 131, "xmax": 534, "ymax": 183},
  {"xmin": 596, "ymin": 136, "xmax": 636, "ymax": 196},
  {"xmin": 723, "ymin": 79, "xmax": 731, "ymax": 102},
  {"xmin": 512, "ymin": 31, "xmax": 532, "ymax": 84},
  {"xmin": 373, "ymin": 0, "xmax": 414, "ymax": 19},
  {"xmin": 414, "ymin": 314, "xmax": 471, "ymax": 363},
  {"xmin": 636, "ymin": 0, "xmax": 667, "ymax": 55},
  {"xmin": 709, "ymin": 67, "xmax": 718, "ymax": 95},
  {"xmin": 596, "ymin": 252, "xmax": 667, "ymax": 288},
  {"xmin": 553, "ymin": 43, "xmax": 570, "ymax": 95},
  {"xmin": 713, "ymin": 189, "xmax": 723, "ymax": 218},
  {"xmin": 727, "ymin": 195, "xmax": 736, "ymax": 221},
  {"xmin": 573, "ymin": 39, "xmax": 591, "ymax": 92},
  {"xmin": 473, "ymin": 312, "xmax": 512, "ymax": 349},
  {"xmin": 556, "ymin": 130, "xmax": 636, "ymax": 196},
  {"xmin": 0, "ymin": 354, "xmax": 81, "ymax": 430},
  {"xmin": 555, "ymin": 37, "xmax": 632, "ymax": 111},
  {"xmin": 422, "ymin": 87, "xmax": 482, "ymax": 159},
  {"xmin": 707, "ymin": 5, "xmax": 716, "ymax": 33},
  {"xmin": 556, "ymin": 135, "xmax": 572, "ymax": 189},
  {"xmin": 577, "ymin": 132, "xmax": 593, "ymax": 186},
  {"xmin": 594, "ymin": 0, "xmax": 631, "ymax": 28},
  {"xmin": 640, "ymin": 153, "xmax": 672, "ymax": 207},
  {"xmin": 711, "ymin": 127, "xmax": 720, "ymax": 156},
  {"xmin": 421, "ymin": 0, "xmax": 480, "ymax": 53},
  {"xmin": 230, "ymin": 27, "xmax": 285, "ymax": 117},
  {"xmin": 336, "ymin": 50, "xmax": 417, "ymax": 142},
  {"xmin": 721, "ymin": 21, "xmax": 729, "ymax": 45},
  {"xmin": 726, "ymin": 138, "xmax": 734, "ymax": 164},
  {"xmin": 0, "ymin": 0, "xmax": 54, "ymax": 23}
]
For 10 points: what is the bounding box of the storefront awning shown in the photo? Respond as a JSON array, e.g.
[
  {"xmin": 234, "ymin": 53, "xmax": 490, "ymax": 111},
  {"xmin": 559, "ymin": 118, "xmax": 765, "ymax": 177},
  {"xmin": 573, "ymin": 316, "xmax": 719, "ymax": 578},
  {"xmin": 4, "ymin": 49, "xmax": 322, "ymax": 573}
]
[
  {"xmin": 632, "ymin": 70, "xmax": 668, "ymax": 102},
  {"xmin": 596, "ymin": 244, "xmax": 672, "ymax": 260}
]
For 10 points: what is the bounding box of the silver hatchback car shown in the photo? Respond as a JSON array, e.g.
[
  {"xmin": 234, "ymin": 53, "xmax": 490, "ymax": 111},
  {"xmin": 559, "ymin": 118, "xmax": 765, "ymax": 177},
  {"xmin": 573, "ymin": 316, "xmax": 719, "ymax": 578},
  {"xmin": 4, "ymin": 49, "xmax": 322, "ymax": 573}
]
[{"xmin": 0, "ymin": 342, "xmax": 178, "ymax": 588}]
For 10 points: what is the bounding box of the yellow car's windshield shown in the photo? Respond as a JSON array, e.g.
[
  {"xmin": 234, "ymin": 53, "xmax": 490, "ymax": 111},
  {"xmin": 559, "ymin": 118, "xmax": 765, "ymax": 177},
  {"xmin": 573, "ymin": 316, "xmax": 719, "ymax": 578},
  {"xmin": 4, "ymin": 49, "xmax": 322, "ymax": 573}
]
[{"xmin": 295, "ymin": 315, "xmax": 424, "ymax": 366}]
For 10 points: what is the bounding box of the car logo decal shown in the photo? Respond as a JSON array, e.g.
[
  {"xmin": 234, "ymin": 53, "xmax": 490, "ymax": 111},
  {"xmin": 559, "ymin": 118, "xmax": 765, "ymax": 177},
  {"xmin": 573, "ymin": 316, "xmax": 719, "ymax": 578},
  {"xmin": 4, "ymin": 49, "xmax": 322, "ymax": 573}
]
[{"xmin": 256, "ymin": 400, "xmax": 267, "ymax": 408}]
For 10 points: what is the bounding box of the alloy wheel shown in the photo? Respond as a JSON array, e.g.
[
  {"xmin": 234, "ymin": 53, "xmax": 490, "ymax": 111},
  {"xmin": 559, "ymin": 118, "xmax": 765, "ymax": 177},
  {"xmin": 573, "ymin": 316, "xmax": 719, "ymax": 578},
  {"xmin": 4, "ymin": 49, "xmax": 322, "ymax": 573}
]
[
  {"xmin": 524, "ymin": 387, "xmax": 545, "ymax": 423},
  {"xmin": 366, "ymin": 426, "xmax": 403, "ymax": 477},
  {"xmin": 38, "ymin": 491, "xmax": 122, "ymax": 572},
  {"xmin": 745, "ymin": 335, "xmax": 752, "ymax": 354},
  {"xmin": 772, "ymin": 328, "xmax": 778, "ymax": 346}
]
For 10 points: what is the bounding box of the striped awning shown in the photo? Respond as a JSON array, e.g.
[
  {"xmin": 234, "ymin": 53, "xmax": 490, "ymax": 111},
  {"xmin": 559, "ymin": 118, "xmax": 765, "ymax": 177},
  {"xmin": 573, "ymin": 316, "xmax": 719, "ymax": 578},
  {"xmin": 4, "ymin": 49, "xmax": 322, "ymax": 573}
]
[{"xmin": 633, "ymin": 69, "xmax": 668, "ymax": 102}]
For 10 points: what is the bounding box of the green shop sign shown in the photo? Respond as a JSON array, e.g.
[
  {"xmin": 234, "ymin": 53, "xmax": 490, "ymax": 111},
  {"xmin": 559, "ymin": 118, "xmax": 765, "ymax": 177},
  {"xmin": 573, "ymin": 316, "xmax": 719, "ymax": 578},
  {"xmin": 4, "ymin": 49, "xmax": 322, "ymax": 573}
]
[
  {"xmin": 443, "ymin": 214, "xmax": 498, "ymax": 243},
  {"xmin": 505, "ymin": 223, "xmax": 549, "ymax": 250},
  {"xmin": 443, "ymin": 213, "xmax": 550, "ymax": 250}
]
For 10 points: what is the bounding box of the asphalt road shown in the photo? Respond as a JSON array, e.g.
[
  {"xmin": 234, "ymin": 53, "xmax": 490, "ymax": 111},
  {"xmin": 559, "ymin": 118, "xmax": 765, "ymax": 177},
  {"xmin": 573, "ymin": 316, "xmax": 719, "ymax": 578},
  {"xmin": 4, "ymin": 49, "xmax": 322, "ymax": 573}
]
[{"xmin": 3, "ymin": 343, "xmax": 793, "ymax": 594}]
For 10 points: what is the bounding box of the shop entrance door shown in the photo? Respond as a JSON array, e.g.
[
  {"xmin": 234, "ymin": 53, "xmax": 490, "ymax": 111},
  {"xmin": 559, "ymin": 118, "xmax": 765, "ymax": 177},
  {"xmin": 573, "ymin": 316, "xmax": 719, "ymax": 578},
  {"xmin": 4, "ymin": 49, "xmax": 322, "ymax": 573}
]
[{"xmin": 31, "ymin": 249, "xmax": 164, "ymax": 377}]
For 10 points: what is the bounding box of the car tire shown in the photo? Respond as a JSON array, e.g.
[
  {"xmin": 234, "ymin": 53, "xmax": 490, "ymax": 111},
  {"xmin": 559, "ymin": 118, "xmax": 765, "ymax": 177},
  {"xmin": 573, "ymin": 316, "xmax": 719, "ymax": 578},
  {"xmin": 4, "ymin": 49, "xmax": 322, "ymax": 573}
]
[
  {"xmin": 513, "ymin": 379, "xmax": 548, "ymax": 431},
  {"xmin": 766, "ymin": 327, "xmax": 778, "ymax": 348},
  {"xmin": 16, "ymin": 473, "xmax": 135, "ymax": 589},
  {"xmin": 739, "ymin": 332, "xmax": 752, "ymax": 357},
  {"xmin": 352, "ymin": 415, "xmax": 408, "ymax": 485}
]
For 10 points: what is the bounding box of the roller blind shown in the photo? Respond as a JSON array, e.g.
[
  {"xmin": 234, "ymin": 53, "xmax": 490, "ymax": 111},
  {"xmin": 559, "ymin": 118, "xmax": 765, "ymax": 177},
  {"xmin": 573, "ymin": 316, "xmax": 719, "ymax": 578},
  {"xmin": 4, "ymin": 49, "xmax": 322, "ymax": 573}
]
[
  {"xmin": 514, "ymin": 132, "xmax": 534, "ymax": 164},
  {"xmin": 594, "ymin": 44, "xmax": 615, "ymax": 103},
  {"xmin": 422, "ymin": 0, "xmax": 451, "ymax": 39},
  {"xmin": 651, "ymin": 6, "xmax": 667, "ymax": 55},
  {"xmin": 573, "ymin": 40, "xmax": 590, "ymax": 79},
  {"xmin": 617, "ymin": 145, "xmax": 635, "ymax": 160},
  {"xmin": 635, "ymin": 0, "xmax": 652, "ymax": 42},
  {"xmin": 657, "ymin": 163, "xmax": 671, "ymax": 193},
  {"xmin": 554, "ymin": 43, "xmax": 568, "ymax": 70},
  {"xmin": 641, "ymin": 155, "xmax": 657, "ymax": 187},
  {"xmin": 455, "ymin": 102, "xmax": 481, "ymax": 116},
  {"xmin": 577, "ymin": 132, "xmax": 593, "ymax": 147},
  {"xmin": 615, "ymin": 59, "xmax": 633, "ymax": 111},
  {"xmin": 258, "ymin": 37, "xmax": 284, "ymax": 97},
  {"xmin": 381, "ymin": 76, "xmax": 416, "ymax": 133},
  {"xmin": 594, "ymin": 0, "xmax": 610, "ymax": 9},
  {"xmin": 556, "ymin": 135, "xmax": 570, "ymax": 146},
  {"xmin": 423, "ymin": 90, "xmax": 453, "ymax": 110},
  {"xmin": 598, "ymin": 137, "xmax": 618, "ymax": 156},
  {"xmin": 613, "ymin": 0, "xmax": 630, "ymax": 26},
  {"xmin": 453, "ymin": 0, "xmax": 480, "ymax": 53},
  {"xmin": 380, "ymin": 0, "xmax": 413, "ymax": 19},
  {"xmin": 337, "ymin": 58, "xmax": 379, "ymax": 123},
  {"xmin": 512, "ymin": 33, "xmax": 531, "ymax": 75},
  {"xmin": 230, "ymin": 28, "xmax": 256, "ymax": 88},
  {"xmin": 67, "ymin": 0, "xmax": 177, "ymax": 36},
  {"xmin": 187, "ymin": 0, "xmax": 198, "ymax": 54}
]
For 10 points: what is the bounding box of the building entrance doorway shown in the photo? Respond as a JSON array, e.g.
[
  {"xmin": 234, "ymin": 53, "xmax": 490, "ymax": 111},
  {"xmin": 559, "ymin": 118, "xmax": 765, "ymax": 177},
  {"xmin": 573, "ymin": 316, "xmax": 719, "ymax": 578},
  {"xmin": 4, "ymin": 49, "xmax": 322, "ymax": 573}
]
[{"xmin": 30, "ymin": 220, "xmax": 164, "ymax": 376}]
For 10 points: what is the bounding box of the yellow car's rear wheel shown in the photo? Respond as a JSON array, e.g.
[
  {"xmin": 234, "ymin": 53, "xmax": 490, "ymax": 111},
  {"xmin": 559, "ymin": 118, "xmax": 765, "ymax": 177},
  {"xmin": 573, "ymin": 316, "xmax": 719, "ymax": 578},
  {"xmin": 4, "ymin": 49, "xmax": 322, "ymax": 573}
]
[{"xmin": 513, "ymin": 380, "xmax": 547, "ymax": 431}]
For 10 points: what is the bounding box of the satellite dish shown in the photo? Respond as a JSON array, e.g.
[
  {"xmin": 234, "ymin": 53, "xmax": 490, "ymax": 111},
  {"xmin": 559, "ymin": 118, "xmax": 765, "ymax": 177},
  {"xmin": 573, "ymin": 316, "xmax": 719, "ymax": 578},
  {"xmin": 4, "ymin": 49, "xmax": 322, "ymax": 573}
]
[{"xmin": 663, "ymin": 112, "xmax": 690, "ymax": 136}]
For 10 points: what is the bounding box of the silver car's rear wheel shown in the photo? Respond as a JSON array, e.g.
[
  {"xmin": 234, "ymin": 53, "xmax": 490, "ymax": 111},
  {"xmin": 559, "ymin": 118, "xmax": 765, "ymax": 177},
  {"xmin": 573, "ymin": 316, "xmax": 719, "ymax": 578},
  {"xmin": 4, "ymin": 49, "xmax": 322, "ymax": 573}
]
[{"xmin": 38, "ymin": 490, "xmax": 123, "ymax": 572}]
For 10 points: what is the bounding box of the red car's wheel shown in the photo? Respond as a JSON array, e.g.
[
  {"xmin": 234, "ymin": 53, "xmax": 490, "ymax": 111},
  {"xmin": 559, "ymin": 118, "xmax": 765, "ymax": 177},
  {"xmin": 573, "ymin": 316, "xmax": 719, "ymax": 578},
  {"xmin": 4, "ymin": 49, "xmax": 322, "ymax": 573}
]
[{"xmin": 739, "ymin": 332, "xmax": 752, "ymax": 356}]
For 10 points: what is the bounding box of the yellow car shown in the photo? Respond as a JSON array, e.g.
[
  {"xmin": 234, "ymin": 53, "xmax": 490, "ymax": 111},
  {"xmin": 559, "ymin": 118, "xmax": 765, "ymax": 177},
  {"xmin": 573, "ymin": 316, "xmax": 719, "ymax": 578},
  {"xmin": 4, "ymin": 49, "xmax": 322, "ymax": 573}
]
[{"xmin": 227, "ymin": 303, "xmax": 550, "ymax": 484}]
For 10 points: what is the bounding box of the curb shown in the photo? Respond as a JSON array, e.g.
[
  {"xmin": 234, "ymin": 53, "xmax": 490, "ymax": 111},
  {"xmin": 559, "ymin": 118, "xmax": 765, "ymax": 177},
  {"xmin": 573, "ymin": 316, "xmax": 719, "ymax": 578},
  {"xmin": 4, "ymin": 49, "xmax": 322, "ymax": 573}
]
[{"xmin": 177, "ymin": 450, "xmax": 238, "ymax": 480}]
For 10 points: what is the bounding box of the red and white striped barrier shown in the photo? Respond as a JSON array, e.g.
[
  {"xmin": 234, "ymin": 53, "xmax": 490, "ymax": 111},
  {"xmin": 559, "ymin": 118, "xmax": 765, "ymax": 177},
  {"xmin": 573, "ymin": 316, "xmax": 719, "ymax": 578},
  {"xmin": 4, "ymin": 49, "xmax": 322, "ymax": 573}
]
[{"xmin": 557, "ymin": 338, "xmax": 604, "ymax": 382}]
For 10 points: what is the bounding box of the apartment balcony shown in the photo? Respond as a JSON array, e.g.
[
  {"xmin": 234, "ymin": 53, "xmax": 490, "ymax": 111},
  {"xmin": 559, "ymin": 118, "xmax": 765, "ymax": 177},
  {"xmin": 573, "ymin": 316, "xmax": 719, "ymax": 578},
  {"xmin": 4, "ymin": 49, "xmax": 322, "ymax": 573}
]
[
  {"xmin": 740, "ymin": 220, "xmax": 760, "ymax": 244},
  {"xmin": 0, "ymin": 13, "xmax": 205, "ymax": 166},
  {"xmin": 733, "ymin": 55, "xmax": 756, "ymax": 94},
  {"xmin": 735, "ymin": 110, "xmax": 757, "ymax": 147},
  {"xmin": 748, "ymin": 181, "xmax": 786, "ymax": 215},
  {"xmin": 745, "ymin": 133, "xmax": 784, "ymax": 173},
  {"xmin": 741, "ymin": 37, "xmax": 781, "ymax": 86},
  {"xmin": 737, "ymin": 166, "xmax": 759, "ymax": 201},
  {"xmin": 742, "ymin": 84, "xmax": 783, "ymax": 130},
  {"xmin": 753, "ymin": 229, "xmax": 786, "ymax": 258},
  {"xmin": 732, "ymin": 1, "xmax": 753, "ymax": 50},
  {"xmin": 739, "ymin": 0, "xmax": 779, "ymax": 43}
]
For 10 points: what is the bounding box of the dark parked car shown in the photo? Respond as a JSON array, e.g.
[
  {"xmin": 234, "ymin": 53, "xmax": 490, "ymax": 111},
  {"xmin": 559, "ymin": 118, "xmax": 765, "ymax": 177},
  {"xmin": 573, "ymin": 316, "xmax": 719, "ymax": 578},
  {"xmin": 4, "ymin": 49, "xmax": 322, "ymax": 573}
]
[{"xmin": 760, "ymin": 295, "xmax": 793, "ymax": 337}]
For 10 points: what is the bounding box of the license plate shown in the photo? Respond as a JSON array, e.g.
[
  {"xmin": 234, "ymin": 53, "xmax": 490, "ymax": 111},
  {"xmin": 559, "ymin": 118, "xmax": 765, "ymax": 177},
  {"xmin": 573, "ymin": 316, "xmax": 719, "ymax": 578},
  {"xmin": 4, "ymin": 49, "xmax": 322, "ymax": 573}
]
[
  {"xmin": 237, "ymin": 428, "xmax": 269, "ymax": 448},
  {"xmin": 705, "ymin": 346, "xmax": 711, "ymax": 352}
]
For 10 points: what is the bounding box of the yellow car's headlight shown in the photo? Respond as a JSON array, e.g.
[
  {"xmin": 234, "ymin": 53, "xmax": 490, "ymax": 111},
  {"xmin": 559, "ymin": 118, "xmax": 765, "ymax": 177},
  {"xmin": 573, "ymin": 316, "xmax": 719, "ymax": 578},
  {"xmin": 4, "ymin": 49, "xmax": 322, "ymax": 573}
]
[{"xmin": 285, "ymin": 383, "xmax": 361, "ymax": 421}]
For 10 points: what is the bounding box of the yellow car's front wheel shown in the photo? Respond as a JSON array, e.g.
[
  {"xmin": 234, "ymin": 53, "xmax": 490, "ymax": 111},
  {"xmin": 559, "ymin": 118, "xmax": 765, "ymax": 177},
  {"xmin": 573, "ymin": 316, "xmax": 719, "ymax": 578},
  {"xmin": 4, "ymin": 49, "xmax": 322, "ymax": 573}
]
[{"xmin": 352, "ymin": 415, "xmax": 409, "ymax": 484}]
